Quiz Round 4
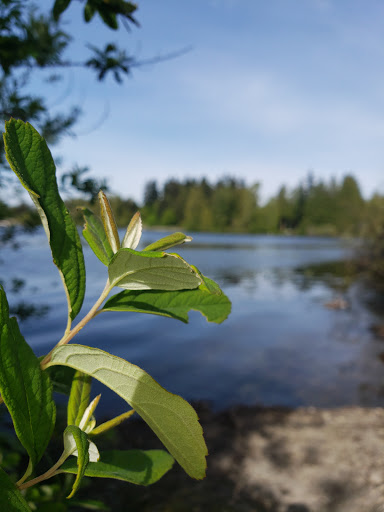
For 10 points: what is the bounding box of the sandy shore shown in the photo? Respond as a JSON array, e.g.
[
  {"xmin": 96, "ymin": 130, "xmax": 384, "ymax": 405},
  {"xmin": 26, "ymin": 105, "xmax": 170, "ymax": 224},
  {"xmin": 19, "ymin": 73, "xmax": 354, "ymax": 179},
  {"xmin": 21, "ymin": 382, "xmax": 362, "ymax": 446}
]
[{"xmin": 91, "ymin": 404, "xmax": 384, "ymax": 511}]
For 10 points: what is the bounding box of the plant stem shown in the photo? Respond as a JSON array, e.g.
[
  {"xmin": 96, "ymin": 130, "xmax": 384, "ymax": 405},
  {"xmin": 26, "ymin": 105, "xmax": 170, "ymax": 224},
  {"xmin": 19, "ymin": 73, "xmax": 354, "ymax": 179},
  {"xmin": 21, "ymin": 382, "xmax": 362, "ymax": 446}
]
[
  {"xmin": 41, "ymin": 279, "xmax": 112, "ymax": 368},
  {"xmin": 18, "ymin": 451, "xmax": 68, "ymax": 491}
]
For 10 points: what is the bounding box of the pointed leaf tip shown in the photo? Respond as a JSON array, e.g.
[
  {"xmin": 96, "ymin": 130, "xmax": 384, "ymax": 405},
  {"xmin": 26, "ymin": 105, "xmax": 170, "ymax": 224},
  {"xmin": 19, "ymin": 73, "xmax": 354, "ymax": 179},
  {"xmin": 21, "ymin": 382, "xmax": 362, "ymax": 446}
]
[
  {"xmin": 122, "ymin": 211, "xmax": 142, "ymax": 250},
  {"xmin": 144, "ymin": 232, "xmax": 193, "ymax": 252},
  {"xmin": 98, "ymin": 190, "xmax": 120, "ymax": 253}
]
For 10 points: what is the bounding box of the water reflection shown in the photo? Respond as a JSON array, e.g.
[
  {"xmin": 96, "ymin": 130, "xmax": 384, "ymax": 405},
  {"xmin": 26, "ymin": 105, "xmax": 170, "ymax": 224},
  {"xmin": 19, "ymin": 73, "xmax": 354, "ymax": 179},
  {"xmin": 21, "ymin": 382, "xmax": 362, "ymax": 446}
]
[
  {"xmin": 0, "ymin": 227, "xmax": 51, "ymax": 322},
  {"xmin": 1, "ymin": 229, "xmax": 384, "ymax": 413}
]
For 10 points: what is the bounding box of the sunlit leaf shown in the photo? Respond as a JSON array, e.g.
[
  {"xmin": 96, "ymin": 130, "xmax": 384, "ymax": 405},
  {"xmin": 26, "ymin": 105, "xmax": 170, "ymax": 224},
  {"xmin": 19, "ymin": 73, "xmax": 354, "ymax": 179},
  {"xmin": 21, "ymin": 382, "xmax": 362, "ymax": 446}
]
[
  {"xmin": 82, "ymin": 208, "xmax": 114, "ymax": 265},
  {"xmin": 46, "ymin": 345, "xmax": 208, "ymax": 479},
  {"xmin": 121, "ymin": 212, "xmax": 142, "ymax": 250},
  {"xmin": 60, "ymin": 450, "xmax": 174, "ymax": 486},
  {"xmin": 108, "ymin": 248, "xmax": 202, "ymax": 291},
  {"xmin": 0, "ymin": 467, "xmax": 31, "ymax": 511},
  {"xmin": 98, "ymin": 190, "xmax": 120, "ymax": 253},
  {"xmin": 102, "ymin": 276, "xmax": 231, "ymax": 323},
  {"xmin": 3, "ymin": 120, "xmax": 86, "ymax": 324},
  {"xmin": 143, "ymin": 232, "xmax": 192, "ymax": 252},
  {"xmin": 78, "ymin": 395, "xmax": 100, "ymax": 433},
  {"xmin": 0, "ymin": 287, "xmax": 55, "ymax": 477}
]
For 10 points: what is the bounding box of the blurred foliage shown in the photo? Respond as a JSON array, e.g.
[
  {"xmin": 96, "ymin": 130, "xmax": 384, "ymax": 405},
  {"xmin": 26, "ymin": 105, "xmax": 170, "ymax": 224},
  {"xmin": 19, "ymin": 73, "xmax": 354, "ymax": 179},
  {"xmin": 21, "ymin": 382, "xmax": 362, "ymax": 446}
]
[
  {"xmin": 141, "ymin": 173, "xmax": 377, "ymax": 237},
  {"xmin": 0, "ymin": 0, "xmax": 142, "ymax": 199},
  {"xmin": 359, "ymin": 193, "xmax": 384, "ymax": 287},
  {"xmin": 4, "ymin": 172, "xmax": 384, "ymax": 242}
]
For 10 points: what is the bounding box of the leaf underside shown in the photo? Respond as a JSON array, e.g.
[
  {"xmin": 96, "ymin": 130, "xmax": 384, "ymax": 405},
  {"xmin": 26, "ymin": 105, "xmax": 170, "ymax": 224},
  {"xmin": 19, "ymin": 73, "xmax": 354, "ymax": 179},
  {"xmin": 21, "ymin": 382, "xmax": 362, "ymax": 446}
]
[
  {"xmin": 46, "ymin": 345, "xmax": 208, "ymax": 479},
  {"xmin": 3, "ymin": 119, "xmax": 86, "ymax": 322},
  {"xmin": 108, "ymin": 248, "xmax": 202, "ymax": 291}
]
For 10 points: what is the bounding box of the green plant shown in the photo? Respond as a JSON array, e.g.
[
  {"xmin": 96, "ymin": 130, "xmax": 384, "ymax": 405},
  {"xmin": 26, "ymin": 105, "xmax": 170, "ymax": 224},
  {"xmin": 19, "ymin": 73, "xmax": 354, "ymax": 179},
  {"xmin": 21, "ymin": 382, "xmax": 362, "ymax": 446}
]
[{"xmin": 0, "ymin": 119, "xmax": 231, "ymax": 510}]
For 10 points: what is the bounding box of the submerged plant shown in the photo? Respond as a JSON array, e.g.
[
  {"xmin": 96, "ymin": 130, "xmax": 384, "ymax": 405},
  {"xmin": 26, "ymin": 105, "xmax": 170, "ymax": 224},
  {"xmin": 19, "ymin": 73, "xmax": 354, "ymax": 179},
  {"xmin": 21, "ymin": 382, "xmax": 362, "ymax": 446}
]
[{"xmin": 0, "ymin": 119, "xmax": 231, "ymax": 510}]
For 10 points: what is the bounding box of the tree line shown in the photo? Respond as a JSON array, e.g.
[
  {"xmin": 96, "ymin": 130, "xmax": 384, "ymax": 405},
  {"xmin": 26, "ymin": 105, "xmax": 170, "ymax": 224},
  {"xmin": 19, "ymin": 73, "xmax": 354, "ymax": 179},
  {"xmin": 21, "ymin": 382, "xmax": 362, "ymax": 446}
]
[
  {"xmin": 2, "ymin": 172, "xmax": 383, "ymax": 237},
  {"xmin": 140, "ymin": 173, "xmax": 383, "ymax": 237}
]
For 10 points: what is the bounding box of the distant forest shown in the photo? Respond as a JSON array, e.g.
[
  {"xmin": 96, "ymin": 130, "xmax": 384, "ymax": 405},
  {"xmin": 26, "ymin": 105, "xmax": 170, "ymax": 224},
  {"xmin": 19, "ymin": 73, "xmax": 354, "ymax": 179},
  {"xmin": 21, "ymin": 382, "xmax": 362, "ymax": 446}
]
[{"xmin": 2, "ymin": 173, "xmax": 384, "ymax": 236}]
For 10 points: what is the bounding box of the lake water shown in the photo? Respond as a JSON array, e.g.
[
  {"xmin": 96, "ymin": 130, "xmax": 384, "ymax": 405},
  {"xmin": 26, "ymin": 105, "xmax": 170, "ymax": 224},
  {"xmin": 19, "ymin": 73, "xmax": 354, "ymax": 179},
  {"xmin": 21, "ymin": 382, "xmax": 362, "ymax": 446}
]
[{"xmin": 2, "ymin": 228, "xmax": 384, "ymax": 414}]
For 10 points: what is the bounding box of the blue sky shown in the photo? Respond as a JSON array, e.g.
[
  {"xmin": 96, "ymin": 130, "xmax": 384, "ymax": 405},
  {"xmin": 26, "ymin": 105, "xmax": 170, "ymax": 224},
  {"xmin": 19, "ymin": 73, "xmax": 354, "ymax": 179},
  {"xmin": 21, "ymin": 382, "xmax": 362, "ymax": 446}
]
[{"xmin": 37, "ymin": 0, "xmax": 384, "ymax": 203}]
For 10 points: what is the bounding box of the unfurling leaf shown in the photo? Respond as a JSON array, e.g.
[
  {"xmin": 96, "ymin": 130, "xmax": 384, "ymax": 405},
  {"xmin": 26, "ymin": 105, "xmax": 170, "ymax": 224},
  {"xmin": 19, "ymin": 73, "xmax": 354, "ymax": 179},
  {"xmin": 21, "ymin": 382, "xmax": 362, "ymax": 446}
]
[
  {"xmin": 60, "ymin": 450, "xmax": 174, "ymax": 486},
  {"xmin": 121, "ymin": 212, "xmax": 142, "ymax": 250},
  {"xmin": 78, "ymin": 394, "xmax": 101, "ymax": 433},
  {"xmin": 108, "ymin": 248, "xmax": 202, "ymax": 291},
  {"xmin": 98, "ymin": 190, "xmax": 120, "ymax": 253},
  {"xmin": 82, "ymin": 208, "xmax": 114, "ymax": 265},
  {"xmin": 90, "ymin": 410, "xmax": 135, "ymax": 436},
  {"xmin": 0, "ymin": 287, "xmax": 55, "ymax": 477},
  {"xmin": 67, "ymin": 371, "xmax": 92, "ymax": 427},
  {"xmin": 63, "ymin": 425, "xmax": 92, "ymax": 498},
  {"xmin": 3, "ymin": 120, "xmax": 86, "ymax": 324},
  {"xmin": 143, "ymin": 232, "xmax": 192, "ymax": 252},
  {"xmin": 102, "ymin": 276, "xmax": 231, "ymax": 323},
  {"xmin": 46, "ymin": 345, "xmax": 208, "ymax": 479}
]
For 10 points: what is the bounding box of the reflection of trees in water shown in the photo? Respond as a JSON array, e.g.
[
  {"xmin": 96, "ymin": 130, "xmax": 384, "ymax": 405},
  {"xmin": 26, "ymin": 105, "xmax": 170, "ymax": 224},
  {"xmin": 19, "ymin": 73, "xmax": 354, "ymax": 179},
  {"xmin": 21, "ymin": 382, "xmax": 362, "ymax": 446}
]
[
  {"xmin": 0, "ymin": 229, "xmax": 50, "ymax": 322},
  {"xmin": 216, "ymin": 259, "xmax": 360, "ymax": 294},
  {"xmin": 218, "ymin": 258, "xmax": 384, "ymax": 406},
  {"xmin": 291, "ymin": 260, "xmax": 359, "ymax": 293}
]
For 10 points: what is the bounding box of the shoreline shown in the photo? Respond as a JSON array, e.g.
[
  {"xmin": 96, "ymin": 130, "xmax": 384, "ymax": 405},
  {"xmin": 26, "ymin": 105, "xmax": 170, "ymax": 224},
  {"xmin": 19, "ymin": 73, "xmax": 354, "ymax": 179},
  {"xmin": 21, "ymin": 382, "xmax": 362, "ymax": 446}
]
[{"xmin": 88, "ymin": 403, "xmax": 384, "ymax": 511}]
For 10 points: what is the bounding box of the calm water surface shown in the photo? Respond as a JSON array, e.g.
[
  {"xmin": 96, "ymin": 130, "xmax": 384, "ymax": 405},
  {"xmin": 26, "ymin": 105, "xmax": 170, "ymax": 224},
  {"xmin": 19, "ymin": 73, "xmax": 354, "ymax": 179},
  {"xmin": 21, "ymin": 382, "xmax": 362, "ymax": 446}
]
[{"xmin": 2, "ymin": 229, "xmax": 384, "ymax": 414}]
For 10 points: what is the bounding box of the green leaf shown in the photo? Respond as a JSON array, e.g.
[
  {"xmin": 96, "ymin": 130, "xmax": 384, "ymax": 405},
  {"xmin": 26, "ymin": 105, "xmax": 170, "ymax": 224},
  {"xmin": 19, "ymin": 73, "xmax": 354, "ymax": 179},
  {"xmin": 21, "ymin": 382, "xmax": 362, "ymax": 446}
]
[
  {"xmin": 90, "ymin": 410, "xmax": 134, "ymax": 436},
  {"xmin": 63, "ymin": 425, "xmax": 90, "ymax": 499},
  {"xmin": 53, "ymin": 0, "xmax": 72, "ymax": 21},
  {"xmin": 46, "ymin": 345, "xmax": 208, "ymax": 479},
  {"xmin": 190, "ymin": 265, "xmax": 222, "ymax": 295},
  {"xmin": 0, "ymin": 467, "xmax": 31, "ymax": 511},
  {"xmin": 60, "ymin": 450, "xmax": 174, "ymax": 486},
  {"xmin": 81, "ymin": 208, "xmax": 114, "ymax": 265},
  {"xmin": 0, "ymin": 287, "xmax": 56, "ymax": 475},
  {"xmin": 67, "ymin": 371, "xmax": 92, "ymax": 426},
  {"xmin": 3, "ymin": 120, "xmax": 86, "ymax": 324},
  {"xmin": 143, "ymin": 232, "xmax": 192, "ymax": 252},
  {"xmin": 108, "ymin": 248, "xmax": 202, "ymax": 291},
  {"xmin": 102, "ymin": 276, "xmax": 231, "ymax": 323}
]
